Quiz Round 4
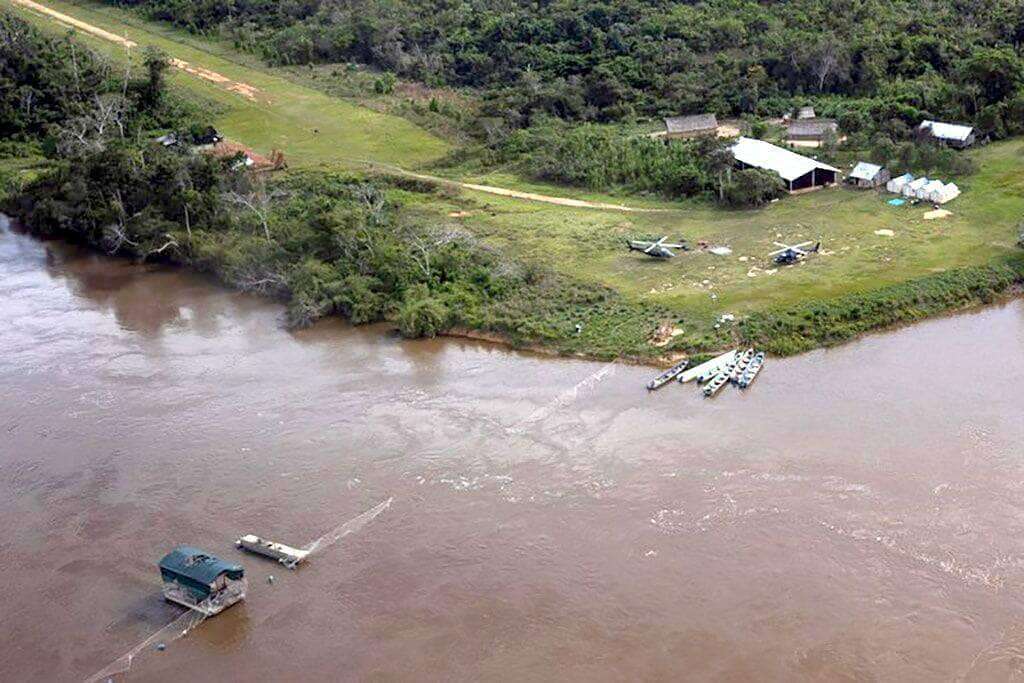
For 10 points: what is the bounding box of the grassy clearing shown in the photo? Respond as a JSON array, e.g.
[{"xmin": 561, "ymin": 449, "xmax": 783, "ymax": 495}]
[{"xmin": 445, "ymin": 140, "xmax": 1024, "ymax": 319}]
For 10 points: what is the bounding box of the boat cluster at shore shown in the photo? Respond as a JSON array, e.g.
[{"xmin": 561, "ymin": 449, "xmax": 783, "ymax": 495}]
[{"xmin": 646, "ymin": 349, "xmax": 765, "ymax": 397}]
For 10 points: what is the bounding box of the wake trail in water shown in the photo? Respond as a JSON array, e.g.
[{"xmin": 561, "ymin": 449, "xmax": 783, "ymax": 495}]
[
  {"xmin": 84, "ymin": 608, "xmax": 208, "ymax": 683},
  {"xmin": 508, "ymin": 362, "xmax": 617, "ymax": 434},
  {"xmin": 302, "ymin": 497, "xmax": 394, "ymax": 556}
]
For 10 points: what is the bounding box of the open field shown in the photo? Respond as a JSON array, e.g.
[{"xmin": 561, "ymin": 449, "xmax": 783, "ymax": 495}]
[
  {"xmin": 448, "ymin": 142, "xmax": 1024, "ymax": 320},
  {"xmin": 8, "ymin": 0, "xmax": 1024, "ymax": 357}
]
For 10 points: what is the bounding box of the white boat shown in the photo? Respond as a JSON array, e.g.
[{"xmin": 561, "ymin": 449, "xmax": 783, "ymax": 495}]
[
  {"xmin": 680, "ymin": 350, "xmax": 737, "ymax": 383},
  {"xmin": 236, "ymin": 534, "xmax": 310, "ymax": 568}
]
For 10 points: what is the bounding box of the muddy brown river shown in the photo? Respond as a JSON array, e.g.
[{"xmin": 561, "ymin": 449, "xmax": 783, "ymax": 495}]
[{"xmin": 3, "ymin": 213, "xmax": 1024, "ymax": 682}]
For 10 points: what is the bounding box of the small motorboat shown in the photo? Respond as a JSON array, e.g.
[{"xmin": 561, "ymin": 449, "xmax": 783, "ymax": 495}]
[
  {"xmin": 236, "ymin": 534, "xmax": 310, "ymax": 568},
  {"xmin": 737, "ymin": 352, "xmax": 765, "ymax": 388},
  {"xmin": 702, "ymin": 371, "xmax": 730, "ymax": 397},
  {"xmin": 729, "ymin": 348, "xmax": 755, "ymax": 382},
  {"xmin": 647, "ymin": 359, "xmax": 689, "ymax": 390}
]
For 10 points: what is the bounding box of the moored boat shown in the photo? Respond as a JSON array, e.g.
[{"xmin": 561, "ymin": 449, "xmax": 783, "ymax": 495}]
[
  {"xmin": 647, "ymin": 358, "xmax": 689, "ymax": 390},
  {"xmin": 236, "ymin": 534, "xmax": 310, "ymax": 568},
  {"xmin": 729, "ymin": 348, "xmax": 755, "ymax": 381},
  {"xmin": 737, "ymin": 352, "xmax": 765, "ymax": 388},
  {"xmin": 702, "ymin": 371, "xmax": 730, "ymax": 397},
  {"xmin": 680, "ymin": 350, "xmax": 737, "ymax": 384}
]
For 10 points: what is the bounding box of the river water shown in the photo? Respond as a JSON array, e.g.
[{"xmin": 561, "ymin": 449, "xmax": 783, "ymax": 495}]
[{"xmin": 2, "ymin": 213, "xmax": 1024, "ymax": 682}]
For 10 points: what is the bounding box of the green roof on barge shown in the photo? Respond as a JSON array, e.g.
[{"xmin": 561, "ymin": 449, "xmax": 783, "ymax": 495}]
[{"xmin": 158, "ymin": 546, "xmax": 243, "ymax": 600}]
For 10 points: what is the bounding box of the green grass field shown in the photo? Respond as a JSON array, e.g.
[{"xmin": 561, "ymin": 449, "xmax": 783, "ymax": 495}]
[{"xmin": 10, "ymin": 0, "xmax": 1024, "ymax": 356}]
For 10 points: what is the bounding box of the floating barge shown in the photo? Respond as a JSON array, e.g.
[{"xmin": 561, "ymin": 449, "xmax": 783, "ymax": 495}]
[
  {"xmin": 647, "ymin": 359, "xmax": 689, "ymax": 390},
  {"xmin": 159, "ymin": 547, "xmax": 246, "ymax": 616},
  {"xmin": 236, "ymin": 534, "xmax": 310, "ymax": 568}
]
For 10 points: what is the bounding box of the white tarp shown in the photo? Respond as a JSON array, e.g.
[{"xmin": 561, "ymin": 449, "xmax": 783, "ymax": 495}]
[
  {"xmin": 886, "ymin": 173, "xmax": 913, "ymax": 193},
  {"xmin": 920, "ymin": 179, "xmax": 945, "ymax": 200},
  {"xmin": 903, "ymin": 177, "xmax": 929, "ymax": 197},
  {"xmin": 730, "ymin": 136, "xmax": 839, "ymax": 182},
  {"xmin": 934, "ymin": 182, "xmax": 960, "ymax": 204},
  {"xmin": 919, "ymin": 120, "xmax": 974, "ymax": 143}
]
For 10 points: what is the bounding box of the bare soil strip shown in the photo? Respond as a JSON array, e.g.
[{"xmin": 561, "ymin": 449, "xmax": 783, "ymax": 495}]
[{"xmin": 12, "ymin": 0, "xmax": 267, "ymax": 101}]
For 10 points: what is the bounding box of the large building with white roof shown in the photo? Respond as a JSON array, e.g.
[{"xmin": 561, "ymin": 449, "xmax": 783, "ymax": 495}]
[{"xmin": 730, "ymin": 137, "xmax": 840, "ymax": 193}]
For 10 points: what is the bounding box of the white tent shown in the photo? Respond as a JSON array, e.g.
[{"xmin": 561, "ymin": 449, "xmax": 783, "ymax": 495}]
[
  {"xmin": 903, "ymin": 177, "xmax": 929, "ymax": 197},
  {"xmin": 934, "ymin": 182, "xmax": 960, "ymax": 204},
  {"xmin": 919, "ymin": 179, "xmax": 944, "ymax": 200},
  {"xmin": 886, "ymin": 173, "xmax": 913, "ymax": 193}
]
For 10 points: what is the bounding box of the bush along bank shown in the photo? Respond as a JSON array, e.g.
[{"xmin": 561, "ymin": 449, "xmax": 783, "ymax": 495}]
[
  {"xmin": 6, "ymin": 134, "xmax": 682, "ymax": 358},
  {"xmin": 740, "ymin": 255, "xmax": 1024, "ymax": 355}
]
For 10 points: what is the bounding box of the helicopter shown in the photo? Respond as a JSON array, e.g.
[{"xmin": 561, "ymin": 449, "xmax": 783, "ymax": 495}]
[
  {"xmin": 626, "ymin": 236, "xmax": 690, "ymax": 259},
  {"xmin": 769, "ymin": 240, "xmax": 820, "ymax": 265}
]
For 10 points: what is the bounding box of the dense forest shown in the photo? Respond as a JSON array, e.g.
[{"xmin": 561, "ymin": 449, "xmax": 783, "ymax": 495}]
[{"xmin": 105, "ymin": 0, "xmax": 1024, "ymax": 133}]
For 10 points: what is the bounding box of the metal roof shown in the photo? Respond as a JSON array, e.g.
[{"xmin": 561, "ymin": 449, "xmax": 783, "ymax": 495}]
[
  {"xmin": 159, "ymin": 547, "xmax": 244, "ymax": 585},
  {"xmin": 919, "ymin": 120, "xmax": 974, "ymax": 142},
  {"xmin": 730, "ymin": 137, "xmax": 840, "ymax": 182},
  {"xmin": 664, "ymin": 113, "xmax": 718, "ymax": 134},
  {"xmin": 849, "ymin": 161, "xmax": 883, "ymax": 180},
  {"xmin": 797, "ymin": 106, "xmax": 816, "ymax": 119}
]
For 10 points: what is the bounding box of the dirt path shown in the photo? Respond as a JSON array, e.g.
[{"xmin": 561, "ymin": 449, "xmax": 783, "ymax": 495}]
[
  {"xmin": 376, "ymin": 167, "xmax": 667, "ymax": 213},
  {"xmin": 14, "ymin": 0, "xmax": 661, "ymax": 212},
  {"xmin": 12, "ymin": 0, "xmax": 266, "ymax": 101}
]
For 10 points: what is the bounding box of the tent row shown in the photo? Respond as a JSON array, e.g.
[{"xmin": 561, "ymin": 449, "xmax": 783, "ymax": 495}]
[{"xmin": 885, "ymin": 173, "xmax": 960, "ymax": 204}]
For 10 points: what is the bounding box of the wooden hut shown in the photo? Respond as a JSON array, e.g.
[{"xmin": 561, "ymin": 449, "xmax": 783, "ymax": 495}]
[
  {"xmin": 786, "ymin": 118, "xmax": 839, "ymax": 146},
  {"xmin": 663, "ymin": 114, "xmax": 718, "ymax": 140}
]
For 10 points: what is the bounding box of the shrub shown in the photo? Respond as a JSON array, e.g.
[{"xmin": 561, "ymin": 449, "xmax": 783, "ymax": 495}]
[
  {"xmin": 721, "ymin": 168, "xmax": 785, "ymax": 207},
  {"xmin": 398, "ymin": 284, "xmax": 451, "ymax": 337}
]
